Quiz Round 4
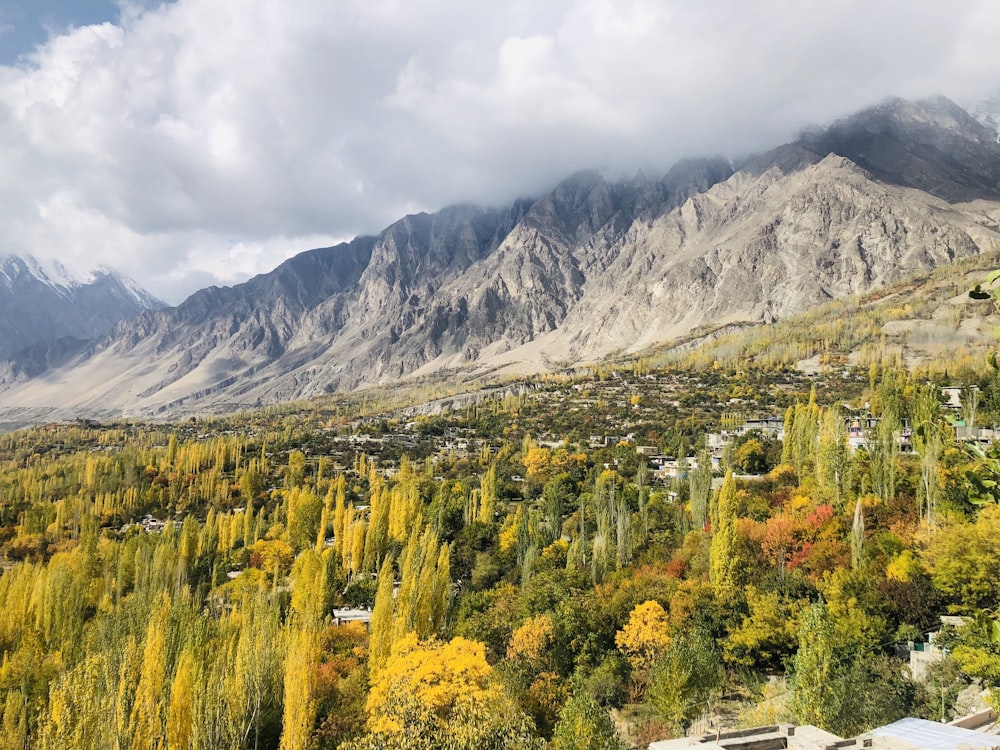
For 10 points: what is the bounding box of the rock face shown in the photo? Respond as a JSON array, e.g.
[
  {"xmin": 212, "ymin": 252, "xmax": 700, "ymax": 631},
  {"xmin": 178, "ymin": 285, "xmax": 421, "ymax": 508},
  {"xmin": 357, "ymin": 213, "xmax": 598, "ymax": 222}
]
[
  {"xmin": 3, "ymin": 96, "xmax": 1000, "ymax": 418},
  {"xmin": 0, "ymin": 256, "xmax": 165, "ymax": 360}
]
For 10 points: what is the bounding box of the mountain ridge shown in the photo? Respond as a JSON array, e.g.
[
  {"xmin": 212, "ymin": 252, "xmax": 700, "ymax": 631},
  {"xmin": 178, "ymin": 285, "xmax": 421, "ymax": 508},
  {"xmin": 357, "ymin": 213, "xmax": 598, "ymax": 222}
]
[{"xmin": 2, "ymin": 95, "xmax": 1000, "ymax": 419}]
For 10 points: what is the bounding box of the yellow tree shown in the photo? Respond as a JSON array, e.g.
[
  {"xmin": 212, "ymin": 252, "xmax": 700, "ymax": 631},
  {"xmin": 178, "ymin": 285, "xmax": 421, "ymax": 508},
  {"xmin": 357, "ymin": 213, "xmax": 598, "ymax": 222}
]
[
  {"xmin": 279, "ymin": 623, "xmax": 319, "ymax": 750},
  {"xmin": 129, "ymin": 594, "xmax": 170, "ymax": 749},
  {"xmin": 479, "ymin": 465, "xmax": 498, "ymax": 524},
  {"xmin": 167, "ymin": 649, "xmax": 194, "ymax": 750},
  {"xmin": 615, "ymin": 600, "xmax": 671, "ymax": 674},
  {"xmin": 332, "ymin": 475, "xmax": 347, "ymax": 561},
  {"xmin": 368, "ymin": 556, "xmax": 397, "ymax": 675},
  {"xmin": 351, "ymin": 633, "xmax": 540, "ymax": 749},
  {"xmin": 508, "ymin": 614, "xmax": 555, "ymax": 663}
]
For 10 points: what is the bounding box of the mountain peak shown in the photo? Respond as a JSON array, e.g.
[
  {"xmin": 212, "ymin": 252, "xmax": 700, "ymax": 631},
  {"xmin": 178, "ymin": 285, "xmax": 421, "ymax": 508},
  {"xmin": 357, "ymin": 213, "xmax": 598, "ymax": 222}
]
[
  {"xmin": 798, "ymin": 95, "xmax": 1000, "ymax": 202},
  {"xmin": 0, "ymin": 253, "xmax": 103, "ymax": 290},
  {"xmin": 0, "ymin": 254, "xmax": 166, "ymax": 360}
]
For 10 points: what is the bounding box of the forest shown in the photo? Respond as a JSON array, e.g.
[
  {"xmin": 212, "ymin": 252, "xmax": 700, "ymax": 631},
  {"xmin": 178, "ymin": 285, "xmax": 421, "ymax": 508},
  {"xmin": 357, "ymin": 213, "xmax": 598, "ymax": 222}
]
[{"xmin": 2, "ymin": 274, "xmax": 1000, "ymax": 748}]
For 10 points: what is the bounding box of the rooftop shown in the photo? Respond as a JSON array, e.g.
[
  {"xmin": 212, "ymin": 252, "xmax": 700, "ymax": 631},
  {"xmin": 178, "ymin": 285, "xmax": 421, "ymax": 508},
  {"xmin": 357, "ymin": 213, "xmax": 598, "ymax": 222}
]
[{"xmin": 648, "ymin": 718, "xmax": 1000, "ymax": 750}]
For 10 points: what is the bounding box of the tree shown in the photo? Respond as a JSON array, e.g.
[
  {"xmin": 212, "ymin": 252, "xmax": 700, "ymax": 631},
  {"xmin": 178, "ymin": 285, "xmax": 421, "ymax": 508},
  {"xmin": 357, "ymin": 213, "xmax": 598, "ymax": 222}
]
[
  {"xmin": 167, "ymin": 649, "xmax": 195, "ymax": 750},
  {"xmin": 816, "ymin": 406, "xmax": 850, "ymax": 507},
  {"xmin": 279, "ymin": 624, "xmax": 319, "ymax": 750},
  {"xmin": 128, "ymin": 594, "xmax": 170, "ymax": 749},
  {"xmin": 868, "ymin": 395, "xmax": 900, "ymax": 504},
  {"xmin": 688, "ymin": 449, "xmax": 712, "ymax": 530},
  {"xmin": 347, "ymin": 633, "xmax": 542, "ymax": 750},
  {"xmin": 724, "ymin": 587, "xmax": 800, "ymax": 672},
  {"xmin": 226, "ymin": 589, "xmax": 284, "ymax": 750},
  {"xmin": 368, "ymin": 556, "xmax": 397, "ymax": 675},
  {"xmin": 551, "ymin": 691, "xmax": 626, "ymax": 750},
  {"xmin": 479, "ymin": 465, "xmax": 498, "ymax": 525},
  {"xmin": 508, "ymin": 614, "xmax": 554, "ymax": 663},
  {"xmin": 287, "ymin": 488, "xmax": 323, "ymax": 553},
  {"xmin": 924, "ymin": 505, "xmax": 1000, "ymax": 611},
  {"xmin": 788, "ymin": 600, "xmax": 907, "ymax": 736},
  {"xmin": 945, "ymin": 613, "xmax": 1000, "ymax": 711},
  {"xmin": 614, "ymin": 600, "xmax": 671, "ymax": 674},
  {"xmin": 709, "ymin": 471, "xmax": 741, "ymax": 600},
  {"xmin": 649, "ymin": 628, "xmax": 722, "ymax": 732},
  {"xmin": 790, "ymin": 601, "xmax": 839, "ymax": 730},
  {"xmin": 912, "ymin": 385, "xmax": 943, "ymax": 527},
  {"xmin": 733, "ymin": 438, "xmax": 767, "ymax": 475},
  {"xmin": 287, "ymin": 450, "xmax": 306, "ymax": 489}
]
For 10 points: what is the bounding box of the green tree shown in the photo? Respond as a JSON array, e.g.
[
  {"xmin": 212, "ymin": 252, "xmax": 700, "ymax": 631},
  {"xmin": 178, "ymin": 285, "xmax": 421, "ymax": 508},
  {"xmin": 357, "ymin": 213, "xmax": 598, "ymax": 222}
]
[
  {"xmin": 551, "ymin": 691, "xmax": 626, "ymax": 750},
  {"xmin": 649, "ymin": 628, "xmax": 722, "ymax": 732},
  {"xmin": 709, "ymin": 471, "xmax": 740, "ymax": 600},
  {"xmin": 924, "ymin": 505, "xmax": 1000, "ymax": 611},
  {"xmin": 688, "ymin": 450, "xmax": 712, "ymax": 530},
  {"xmin": 945, "ymin": 613, "xmax": 1000, "ymax": 711},
  {"xmin": 790, "ymin": 601, "xmax": 839, "ymax": 730},
  {"xmin": 817, "ymin": 406, "xmax": 850, "ymax": 507},
  {"xmin": 912, "ymin": 384, "xmax": 943, "ymax": 527}
]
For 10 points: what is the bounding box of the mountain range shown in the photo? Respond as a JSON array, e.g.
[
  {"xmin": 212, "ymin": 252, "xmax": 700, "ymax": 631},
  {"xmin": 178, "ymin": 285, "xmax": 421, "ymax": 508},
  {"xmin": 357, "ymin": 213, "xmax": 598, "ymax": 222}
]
[
  {"xmin": 2, "ymin": 95, "xmax": 1000, "ymax": 420},
  {"xmin": 0, "ymin": 255, "xmax": 164, "ymax": 361}
]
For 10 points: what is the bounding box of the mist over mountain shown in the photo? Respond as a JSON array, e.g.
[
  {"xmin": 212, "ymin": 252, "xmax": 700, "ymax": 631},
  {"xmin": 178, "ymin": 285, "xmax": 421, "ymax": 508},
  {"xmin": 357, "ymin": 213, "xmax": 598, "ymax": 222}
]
[{"xmin": 2, "ymin": 95, "xmax": 1000, "ymax": 420}]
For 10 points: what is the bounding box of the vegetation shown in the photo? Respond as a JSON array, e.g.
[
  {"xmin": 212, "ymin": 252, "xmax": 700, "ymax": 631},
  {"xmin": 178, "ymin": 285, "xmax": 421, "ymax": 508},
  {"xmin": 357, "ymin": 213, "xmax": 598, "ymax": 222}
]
[{"xmin": 3, "ymin": 256, "xmax": 1000, "ymax": 747}]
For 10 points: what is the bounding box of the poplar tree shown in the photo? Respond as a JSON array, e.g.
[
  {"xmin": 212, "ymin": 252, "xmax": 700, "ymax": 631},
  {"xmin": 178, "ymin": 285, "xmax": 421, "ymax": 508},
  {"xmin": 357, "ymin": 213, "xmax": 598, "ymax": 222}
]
[
  {"xmin": 332, "ymin": 475, "xmax": 347, "ymax": 560},
  {"xmin": 167, "ymin": 649, "xmax": 195, "ymax": 750},
  {"xmin": 362, "ymin": 476, "xmax": 390, "ymax": 574},
  {"xmin": 479, "ymin": 464, "xmax": 498, "ymax": 524},
  {"xmin": 792, "ymin": 602, "xmax": 839, "ymax": 728},
  {"xmin": 817, "ymin": 406, "xmax": 850, "ymax": 507},
  {"xmin": 912, "ymin": 384, "xmax": 942, "ymax": 527},
  {"xmin": 689, "ymin": 449, "xmax": 712, "ymax": 530},
  {"xmin": 279, "ymin": 624, "xmax": 319, "ymax": 750},
  {"xmin": 368, "ymin": 555, "xmax": 397, "ymax": 675},
  {"xmin": 129, "ymin": 594, "xmax": 170, "ymax": 749},
  {"xmin": 709, "ymin": 471, "xmax": 740, "ymax": 600}
]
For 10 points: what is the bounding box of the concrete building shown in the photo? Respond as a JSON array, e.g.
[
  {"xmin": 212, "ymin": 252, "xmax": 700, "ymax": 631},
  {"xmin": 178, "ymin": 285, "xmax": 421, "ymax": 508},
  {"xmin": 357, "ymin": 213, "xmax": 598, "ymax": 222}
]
[{"xmin": 649, "ymin": 717, "xmax": 999, "ymax": 750}]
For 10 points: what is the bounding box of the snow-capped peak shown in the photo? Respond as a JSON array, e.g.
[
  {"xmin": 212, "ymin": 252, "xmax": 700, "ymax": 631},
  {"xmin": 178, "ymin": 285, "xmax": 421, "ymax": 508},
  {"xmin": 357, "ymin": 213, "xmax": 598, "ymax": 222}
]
[
  {"xmin": 0, "ymin": 254, "xmax": 164, "ymax": 307},
  {"xmin": 967, "ymin": 92, "xmax": 1000, "ymax": 141},
  {"xmin": 0, "ymin": 253, "xmax": 93, "ymax": 291}
]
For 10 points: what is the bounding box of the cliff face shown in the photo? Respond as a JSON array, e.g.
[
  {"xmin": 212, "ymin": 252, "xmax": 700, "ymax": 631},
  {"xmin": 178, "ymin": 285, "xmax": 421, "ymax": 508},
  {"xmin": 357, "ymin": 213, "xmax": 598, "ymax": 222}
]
[{"xmin": 2, "ymin": 96, "xmax": 1000, "ymax": 418}]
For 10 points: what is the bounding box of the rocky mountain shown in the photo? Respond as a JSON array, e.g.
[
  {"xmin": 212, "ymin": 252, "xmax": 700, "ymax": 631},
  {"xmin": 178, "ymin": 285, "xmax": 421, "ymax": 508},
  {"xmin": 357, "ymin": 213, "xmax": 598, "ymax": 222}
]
[
  {"xmin": 0, "ymin": 255, "xmax": 165, "ymax": 360},
  {"xmin": 969, "ymin": 92, "xmax": 1000, "ymax": 141},
  {"xmin": 2, "ymin": 96, "xmax": 1000, "ymax": 419}
]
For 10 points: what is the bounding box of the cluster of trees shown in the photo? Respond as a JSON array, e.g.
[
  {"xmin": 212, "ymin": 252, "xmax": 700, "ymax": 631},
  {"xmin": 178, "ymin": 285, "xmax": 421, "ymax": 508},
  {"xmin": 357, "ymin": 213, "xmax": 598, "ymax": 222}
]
[{"xmin": 1, "ymin": 360, "xmax": 1000, "ymax": 747}]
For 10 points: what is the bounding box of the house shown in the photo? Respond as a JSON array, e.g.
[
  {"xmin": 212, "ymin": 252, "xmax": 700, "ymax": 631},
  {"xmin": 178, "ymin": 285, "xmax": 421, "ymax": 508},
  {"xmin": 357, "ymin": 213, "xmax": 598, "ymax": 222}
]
[
  {"xmin": 649, "ymin": 723, "xmax": 840, "ymax": 749},
  {"xmin": 589, "ymin": 435, "xmax": 618, "ymax": 449},
  {"xmin": 332, "ymin": 608, "xmax": 372, "ymax": 628},
  {"xmin": 941, "ymin": 385, "xmax": 978, "ymax": 411},
  {"xmin": 904, "ymin": 615, "xmax": 967, "ymax": 682},
  {"xmin": 707, "ymin": 415, "xmax": 785, "ymax": 454},
  {"xmin": 844, "ymin": 414, "xmax": 913, "ymax": 452},
  {"xmin": 649, "ymin": 717, "xmax": 1000, "ymax": 749},
  {"xmin": 650, "ymin": 455, "xmax": 698, "ymax": 482}
]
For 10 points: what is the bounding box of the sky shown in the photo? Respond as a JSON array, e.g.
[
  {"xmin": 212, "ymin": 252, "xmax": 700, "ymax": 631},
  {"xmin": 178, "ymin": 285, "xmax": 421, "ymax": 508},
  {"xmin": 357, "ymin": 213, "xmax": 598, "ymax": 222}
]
[{"xmin": 1, "ymin": 1, "xmax": 1000, "ymax": 304}]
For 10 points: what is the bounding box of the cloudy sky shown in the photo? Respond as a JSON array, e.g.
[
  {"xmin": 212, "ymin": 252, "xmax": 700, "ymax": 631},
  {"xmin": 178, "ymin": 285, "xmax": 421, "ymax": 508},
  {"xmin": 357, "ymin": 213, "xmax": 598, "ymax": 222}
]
[{"xmin": 1, "ymin": 0, "xmax": 999, "ymax": 303}]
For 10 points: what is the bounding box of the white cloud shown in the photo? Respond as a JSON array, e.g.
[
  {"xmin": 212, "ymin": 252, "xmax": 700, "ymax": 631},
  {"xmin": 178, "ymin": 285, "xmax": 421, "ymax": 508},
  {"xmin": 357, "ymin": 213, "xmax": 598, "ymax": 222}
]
[{"xmin": 0, "ymin": 0, "xmax": 999, "ymax": 303}]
